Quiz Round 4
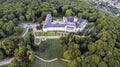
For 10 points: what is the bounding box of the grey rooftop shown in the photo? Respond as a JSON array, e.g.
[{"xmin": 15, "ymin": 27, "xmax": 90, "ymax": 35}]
[{"xmin": 43, "ymin": 14, "xmax": 87, "ymax": 28}]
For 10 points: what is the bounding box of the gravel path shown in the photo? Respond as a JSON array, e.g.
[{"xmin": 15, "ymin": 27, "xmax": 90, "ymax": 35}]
[
  {"xmin": 35, "ymin": 55, "xmax": 70, "ymax": 62},
  {"xmin": 22, "ymin": 28, "xmax": 29, "ymax": 37}
]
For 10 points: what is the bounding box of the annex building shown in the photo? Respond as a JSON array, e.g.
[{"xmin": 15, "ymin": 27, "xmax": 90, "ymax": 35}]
[{"xmin": 43, "ymin": 14, "xmax": 88, "ymax": 33}]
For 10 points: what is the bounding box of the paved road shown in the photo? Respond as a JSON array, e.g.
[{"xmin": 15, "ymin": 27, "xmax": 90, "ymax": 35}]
[{"xmin": 0, "ymin": 58, "xmax": 14, "ymax": 66}]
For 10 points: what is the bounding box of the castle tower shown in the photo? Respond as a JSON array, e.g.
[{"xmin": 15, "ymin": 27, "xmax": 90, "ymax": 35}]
[
  {"xmin": 74, "ymin": 16, "xmax": 78, "ymax": 22},
  {"xmin": 63, "ymin": 17, "xmax": 67, "ymax": 23}
]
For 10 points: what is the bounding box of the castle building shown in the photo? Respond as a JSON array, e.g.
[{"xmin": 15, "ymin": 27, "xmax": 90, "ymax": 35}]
[{"xmin": 43, "ymin": 14, "xmax": 88, "ymax": 33}]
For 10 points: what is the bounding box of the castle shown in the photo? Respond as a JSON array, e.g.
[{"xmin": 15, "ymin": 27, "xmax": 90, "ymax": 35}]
[{"xmin": 42, "ymin": 14, "xmax": 88, "ymax": 33}]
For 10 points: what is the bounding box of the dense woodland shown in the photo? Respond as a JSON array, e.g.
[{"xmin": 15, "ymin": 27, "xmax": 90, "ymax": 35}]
[{"xmin": 0, "ymin": 0, "xmax": 120, "ymax": 67}]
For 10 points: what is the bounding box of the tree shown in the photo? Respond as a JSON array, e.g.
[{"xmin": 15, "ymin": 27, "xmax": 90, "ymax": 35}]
[
  {"xmin": 65, "ymin": 9, "xmax": 73, "ymax": 17},
  {"xmin": 26, "ymin": 15, "xmax": 31, "ymax": 21},
  {"xmin": 0, "ymin": 39, "xmax": 14, "ymax": 56},
  {"xmin": 87, "ymin": 44, "xmax": 96, "ymax": 53},
  {"xmin": 64, "ymin": 44, "xmax": 80, "ymax": 60},
  {"xmin": 7, "ymin": 21, "xmax": 15, "ymax": 34},
  {"xmin": 13, "ymin": 45, "xmax": 34, "ymax": 67},
  {"xmin": 89, "ymin": 55, "xmax": 100, "ymax": 67},
  {"xmin": 41, "ymin": 12, "xmax": 47, "ymax": 20},
  {"xmin": 2, "ymin": 21, "xmax": 15, "ymax": 35},
  {"xmin": 14, "ymin": 45, "xmax": 27, "ymax": 59},
  {"xmin": 64, "ymin": 50, "xmax": 72, "ymax": 60},
  {"xmin": 19, "ymin": 15, "xmax": 25, "ymax": 21},
  {"xmin": 8, "ymin": 59, "xmax": 20, "ymax": 67},
  {"xmin": 8, "ymin": 14, "xmax": 15, "ymax": 20},
  {"xmin": 14, "ymin": 27, "xmax": 23, "ymax": 36},
  {"xmin": 62, "ymin": 5, "xmax": 68, "ymax": 14},
  {"xmin": 0, "ymin": 21, "xmax": 3, "ymax": 29},
  {"xmin": 0, "ymin": 50, "xmax": 4, "ymax": 59},
  {"xmin": 0, "ymin": 30, "xmax": 6, "ymax": 38},
  {"xmin": 69, "ymin": 60, "xmax": 77, "ymax": 67},
  {"xmin": 23, "ymin": 36, "xmax": 31, "ymax": 45},
  {"xmin": 78, "ymin": 13, "xmax": 82, "ymax": 18},
  {"xmin": 37, "ymin": 17, "xmax": 42, "ymax": 24},
  {"xmin": 12, "ymin": 18, "xmax": 18, "ymax": 25},
  {"xmin": 52, "ymin": 10, "xmax": 58, "ymax": 16},
  {"xmin": 98, "ymin": 62, "xmax": 108, "ymax": 67},
  {"xmin": 27, "ymin": 50, "xmax": 34, "ymax": 62}
]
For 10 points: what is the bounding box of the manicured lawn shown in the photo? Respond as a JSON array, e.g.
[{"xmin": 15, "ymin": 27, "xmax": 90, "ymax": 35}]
[
  {"xmin": 40, "ymin": 31, "xmax": 57, "ymax": 36},
  {"xmin": 30, "ymin": 58, "xmax": 68, "ymax": 67},
  {"xmin": 35, "ymin": 39, "xmax": 64, "ymax": 59},
  {"xmin": 0, "ymin": 65, "xmax": 7, "ymax": 67},
  {"xmin": 33, "ymin": 39, "xmax": 68, "ymax": 67}
]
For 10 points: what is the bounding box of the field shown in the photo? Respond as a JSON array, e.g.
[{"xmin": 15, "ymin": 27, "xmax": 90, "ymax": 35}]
[
  {"xmin": 35, "ymin": 39, "xmax": 64, "ymax": 59},
  {"xmin": 30, "ymin": 58, "xmax": 67, "ymax": 67},
  {"xmin": 40, "ymin": 31, "xmax": 57, "ymax": 36},
  {"xmin": 33, "ymin": 39, "xmax": 68, "ymax": 67}
]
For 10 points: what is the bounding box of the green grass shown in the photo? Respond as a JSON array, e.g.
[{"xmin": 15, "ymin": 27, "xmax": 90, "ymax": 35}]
[
  {"xmin": 35, "ymin": 39, "xmax": 64, "ymax": 59},
  {"xmin": 33, "ymin": 39, "xmax": 68, "ymax": 67},
  {"xmin": 0, "ymin": 65, "xmax": 7, "ymax": 67},
  {"xmin": 30, "ymin": 58, "xmax": 68, "ymax": 67},
  {"xmin": 40, "ymin": 31, "xmax": 57, "ymax": 36}
]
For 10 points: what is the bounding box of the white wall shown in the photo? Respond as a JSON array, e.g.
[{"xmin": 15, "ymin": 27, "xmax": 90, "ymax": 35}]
[
  {"xmin": 43, "ymin": 22, "xmax": 87, "ymax": 32},
  {"xmin": 65, "ymin": 26, "xmax": 76, "ymax": 32}
]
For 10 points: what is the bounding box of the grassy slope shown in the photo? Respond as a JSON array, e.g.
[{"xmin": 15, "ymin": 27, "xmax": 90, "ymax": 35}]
[
  {"xmin": 30, "ymin": 58, "xmax": 67, "ymax": 67},
  {"xmin": 35, "ymin": 39, "xmax": 64, "ymax": 59},
  {"xmin": 32, "ymin": 39, "xmax": 68, "ymax": 67}
]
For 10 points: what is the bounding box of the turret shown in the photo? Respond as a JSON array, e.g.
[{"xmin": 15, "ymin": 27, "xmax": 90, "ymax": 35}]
[
  {"xmin": 63, "ymin": 17, "xmax": 67, "ymax": 23},
  {"xmin": 74, "ymin": 16, "xmax": 78, "ymax": 22}
]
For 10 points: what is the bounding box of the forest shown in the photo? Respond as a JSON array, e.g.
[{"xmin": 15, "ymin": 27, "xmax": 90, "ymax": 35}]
[{"xmin": 0, "ymin": 0, "xmax": 120, "ymax": 67}]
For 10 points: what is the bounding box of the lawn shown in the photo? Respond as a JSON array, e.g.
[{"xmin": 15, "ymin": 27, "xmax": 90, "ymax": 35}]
[
  {"xmin": 30, "ymin": 58, "xmax": 68, "ymax": 67},
  {"xmin": 0, "ymin": 65, "xmax": 7, "ymax": 67},
  {"xmin": 32, "ymin": 39, "xmax": 68, "ymax": 67},
  {"xmin": 35, "ymin": 39, "xmax": 64, "ymax": 59},
  {"xmin": 40, "ymin": 31, "xmax": 57, "ymax": 36}
]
